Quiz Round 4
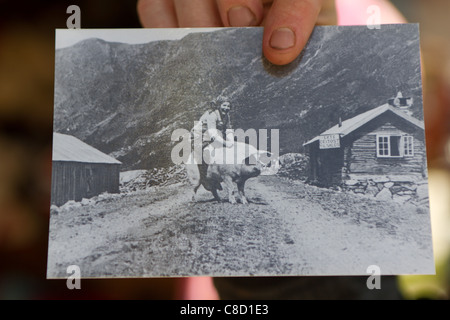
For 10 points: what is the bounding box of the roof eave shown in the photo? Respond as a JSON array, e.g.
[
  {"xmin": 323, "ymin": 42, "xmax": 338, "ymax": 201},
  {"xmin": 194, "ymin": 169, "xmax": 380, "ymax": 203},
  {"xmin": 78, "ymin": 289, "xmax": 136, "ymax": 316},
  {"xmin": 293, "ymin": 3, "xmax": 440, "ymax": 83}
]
[{"xmin": 303, "ymin": 104, "xmax": 424, "ymax": 147}]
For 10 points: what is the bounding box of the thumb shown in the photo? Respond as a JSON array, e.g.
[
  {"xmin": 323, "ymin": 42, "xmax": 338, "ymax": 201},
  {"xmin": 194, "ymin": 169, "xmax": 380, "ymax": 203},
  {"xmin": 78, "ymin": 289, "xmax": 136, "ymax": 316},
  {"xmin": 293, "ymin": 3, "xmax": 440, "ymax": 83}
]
[{"xmin": 262, "ymin": 0, "xmax": 323, "ymax": 65}]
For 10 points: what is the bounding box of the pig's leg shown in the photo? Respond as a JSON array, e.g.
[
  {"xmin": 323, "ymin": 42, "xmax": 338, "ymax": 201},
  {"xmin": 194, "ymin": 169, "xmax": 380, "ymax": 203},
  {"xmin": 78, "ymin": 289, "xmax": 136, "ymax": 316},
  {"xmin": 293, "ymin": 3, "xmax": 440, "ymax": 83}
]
[
  {"xmin": 237, "ymin": 181, "xmax": 248, "ymax": 204},
  {"xmin": 211, "ymin": 187, "xmax": 221, "ymax": 202},
  {"xmin": 192, "ymin": 184, "xmax": 200, "ymax": 201},
  {"xmin": 223, "ymin": 176, "xmax": 236, "ymax": 204}
]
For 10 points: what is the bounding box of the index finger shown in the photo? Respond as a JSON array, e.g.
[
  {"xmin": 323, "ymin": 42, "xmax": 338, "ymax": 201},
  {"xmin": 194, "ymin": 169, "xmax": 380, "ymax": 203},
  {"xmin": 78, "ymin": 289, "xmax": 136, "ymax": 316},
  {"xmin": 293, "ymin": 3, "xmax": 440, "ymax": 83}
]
[
  {"xmin": 263, "ymin": 0, "xmax": 323, "ymax": 65},
  {"xmin": 137, "ymin": 0, "xmax": 178, "ymax": 27},
  {"xmin": 215, "ymin": 0, "xmax": 265, "ymax": 27}
]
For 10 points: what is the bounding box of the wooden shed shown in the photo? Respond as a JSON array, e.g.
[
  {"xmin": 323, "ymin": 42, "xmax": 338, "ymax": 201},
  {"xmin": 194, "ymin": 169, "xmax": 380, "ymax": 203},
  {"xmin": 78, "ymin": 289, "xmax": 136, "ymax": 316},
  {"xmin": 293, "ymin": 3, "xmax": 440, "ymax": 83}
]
[
  {"xmin": 51, "ymin": 132, "xmax": 121, "ymax": 206},
  {"xmin": 303, "ymin": 99, "xmax": 426, "ymax": 187}
]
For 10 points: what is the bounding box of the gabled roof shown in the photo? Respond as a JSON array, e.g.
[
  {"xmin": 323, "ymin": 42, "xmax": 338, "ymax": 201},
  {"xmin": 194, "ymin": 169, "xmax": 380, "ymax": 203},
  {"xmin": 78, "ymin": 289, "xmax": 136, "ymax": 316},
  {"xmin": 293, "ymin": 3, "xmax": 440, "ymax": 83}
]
[
  {"xmin": 52, "ymin": 132, "xmax": 121, "ymax": 164},
  {"xmin": 303, "ymin": 104, "xmax": 424, "ymax": 146}
]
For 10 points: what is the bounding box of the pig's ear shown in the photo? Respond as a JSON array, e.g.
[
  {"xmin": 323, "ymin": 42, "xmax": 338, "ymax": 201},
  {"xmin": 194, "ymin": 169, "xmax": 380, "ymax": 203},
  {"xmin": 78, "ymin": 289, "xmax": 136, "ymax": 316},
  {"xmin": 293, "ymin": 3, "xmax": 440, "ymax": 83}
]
[{"xmin": 244, "ymin": 154, "xmax": 258, "ymax": 166}]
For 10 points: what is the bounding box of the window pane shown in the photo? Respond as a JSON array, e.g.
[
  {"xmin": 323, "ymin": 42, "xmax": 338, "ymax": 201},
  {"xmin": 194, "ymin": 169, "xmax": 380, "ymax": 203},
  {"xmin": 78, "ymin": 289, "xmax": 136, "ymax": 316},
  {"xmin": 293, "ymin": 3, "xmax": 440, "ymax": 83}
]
[
  {"xmin": 378, "ymin": 136, "xmax": 389, "ymax": 156},
  {"xmin": 390, "ymin": 136, "xmax": 401, "ymax": 156},
  {"xmin": 403, "ymin": 136, "xmax": 414, "ymax": 156}
]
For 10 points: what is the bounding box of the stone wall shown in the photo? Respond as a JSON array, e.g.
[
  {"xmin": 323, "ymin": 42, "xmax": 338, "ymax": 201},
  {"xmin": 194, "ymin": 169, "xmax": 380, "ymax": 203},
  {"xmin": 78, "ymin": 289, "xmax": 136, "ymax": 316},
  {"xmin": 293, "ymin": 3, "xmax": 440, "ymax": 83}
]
[{"xmin": 343, "ymin": 174, "xmax": 429, "ymax": 206}]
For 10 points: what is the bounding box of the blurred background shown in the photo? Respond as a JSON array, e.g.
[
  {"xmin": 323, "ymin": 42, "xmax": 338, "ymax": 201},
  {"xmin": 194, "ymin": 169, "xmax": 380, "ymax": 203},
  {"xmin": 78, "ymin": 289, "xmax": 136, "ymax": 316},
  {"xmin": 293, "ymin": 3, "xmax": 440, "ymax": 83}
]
[{"xmin": 0, "ymin": 0, "xmax": 448, "ymax": 299}]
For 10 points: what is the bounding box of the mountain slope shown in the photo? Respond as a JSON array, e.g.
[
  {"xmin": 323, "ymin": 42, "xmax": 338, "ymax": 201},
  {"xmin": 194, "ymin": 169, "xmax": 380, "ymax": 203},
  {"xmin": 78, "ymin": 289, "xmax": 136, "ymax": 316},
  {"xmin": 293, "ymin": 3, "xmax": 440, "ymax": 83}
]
[{"xmin": 53, "ymin": 25, "xmax": 423, "ymax": 170}]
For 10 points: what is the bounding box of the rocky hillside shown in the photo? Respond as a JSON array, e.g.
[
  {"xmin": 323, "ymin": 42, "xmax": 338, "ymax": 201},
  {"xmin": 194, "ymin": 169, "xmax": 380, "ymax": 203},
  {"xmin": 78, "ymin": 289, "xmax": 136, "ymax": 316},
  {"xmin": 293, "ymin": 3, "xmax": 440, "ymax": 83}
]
[{"xmin": 53, "ymin": 25, "xmax": 423, "ymax": 170}]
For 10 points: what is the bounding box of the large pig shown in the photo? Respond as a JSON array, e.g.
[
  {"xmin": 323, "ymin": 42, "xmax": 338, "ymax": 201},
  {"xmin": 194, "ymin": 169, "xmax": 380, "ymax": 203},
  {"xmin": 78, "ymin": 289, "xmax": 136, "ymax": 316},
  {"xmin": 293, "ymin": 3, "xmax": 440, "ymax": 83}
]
[
  {"xmin": 204, "ymin": 160, "xmax": 261, "ymax": 204},
  {"xmin": 186, "ymin": 142, "xmax": 272, "ymax": 204}
]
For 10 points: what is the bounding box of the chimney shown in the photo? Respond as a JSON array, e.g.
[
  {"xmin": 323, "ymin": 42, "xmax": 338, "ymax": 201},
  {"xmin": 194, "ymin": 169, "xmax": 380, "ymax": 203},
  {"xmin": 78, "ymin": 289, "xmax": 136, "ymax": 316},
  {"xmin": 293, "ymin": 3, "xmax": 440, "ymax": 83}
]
[{"xmin": 388, "ymin": 92, "xmax": 414, "ymax": 116}]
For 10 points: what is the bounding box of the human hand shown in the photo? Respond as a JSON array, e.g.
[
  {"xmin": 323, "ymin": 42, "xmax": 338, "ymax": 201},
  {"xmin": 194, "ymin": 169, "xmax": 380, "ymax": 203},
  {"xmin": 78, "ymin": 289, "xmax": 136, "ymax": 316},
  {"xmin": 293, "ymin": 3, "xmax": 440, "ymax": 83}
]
[{"xmin": 137, "ymin": 0, "xmax": 337, "ymax": 65}]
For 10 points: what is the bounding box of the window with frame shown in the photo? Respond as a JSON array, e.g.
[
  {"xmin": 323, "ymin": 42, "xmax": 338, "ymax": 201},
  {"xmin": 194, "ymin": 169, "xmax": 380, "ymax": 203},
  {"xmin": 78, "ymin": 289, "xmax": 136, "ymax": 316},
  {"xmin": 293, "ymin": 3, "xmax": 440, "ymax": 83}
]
[
  {"xmin": 403, "ymin": 135, "xmax": 414, "ymax": 157},
  {"xmin": 377, "ymin": 135, "xmax": 414, "ymax": 158}
]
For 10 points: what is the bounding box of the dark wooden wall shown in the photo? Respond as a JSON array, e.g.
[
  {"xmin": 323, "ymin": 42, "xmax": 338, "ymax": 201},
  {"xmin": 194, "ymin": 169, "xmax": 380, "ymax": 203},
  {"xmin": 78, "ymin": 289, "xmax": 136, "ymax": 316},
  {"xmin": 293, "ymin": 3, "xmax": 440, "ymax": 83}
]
[
  {"xmin": 51, "ymin": 161, "xmax": 120, "ymax": 206},
  {"xmin": 308, "ymin": 146, "xmax": 344, "ymax": 186}
]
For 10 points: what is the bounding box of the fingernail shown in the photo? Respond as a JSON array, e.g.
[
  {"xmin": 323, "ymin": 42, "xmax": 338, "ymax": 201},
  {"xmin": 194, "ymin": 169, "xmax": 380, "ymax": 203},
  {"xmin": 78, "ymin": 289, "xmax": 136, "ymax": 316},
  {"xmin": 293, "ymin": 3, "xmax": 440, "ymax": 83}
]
[
  {"xmin": 228, "ymin": 6, "xmax": 257, "ymax": 27},
  {"xmin": 270, "ymin": 27, "xmax": 295, "ymax": 50}
]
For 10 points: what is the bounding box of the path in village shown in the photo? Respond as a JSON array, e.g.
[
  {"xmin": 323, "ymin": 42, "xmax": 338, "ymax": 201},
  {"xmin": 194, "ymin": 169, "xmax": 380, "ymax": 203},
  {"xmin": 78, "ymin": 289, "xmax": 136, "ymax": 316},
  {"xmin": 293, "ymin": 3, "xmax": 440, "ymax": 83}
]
[{"xmin": 47, "ymin": 175, "xmax": 434, "ymax": 278}]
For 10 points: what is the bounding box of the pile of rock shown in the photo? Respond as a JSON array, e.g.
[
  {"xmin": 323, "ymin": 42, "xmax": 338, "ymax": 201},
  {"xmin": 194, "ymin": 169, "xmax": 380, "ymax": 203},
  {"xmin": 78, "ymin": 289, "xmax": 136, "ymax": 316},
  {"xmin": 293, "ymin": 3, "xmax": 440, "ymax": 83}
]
[
  {"xmin": 276, "ymin": 153, "xmax": 309, "ymax": 180},
  {"xmin": 343, "ymin": 175, "xmax": 429, "ymax": 206},
  {"xmin": 120, "ymin": 165, "xmax": 187, "ymax": 193}
]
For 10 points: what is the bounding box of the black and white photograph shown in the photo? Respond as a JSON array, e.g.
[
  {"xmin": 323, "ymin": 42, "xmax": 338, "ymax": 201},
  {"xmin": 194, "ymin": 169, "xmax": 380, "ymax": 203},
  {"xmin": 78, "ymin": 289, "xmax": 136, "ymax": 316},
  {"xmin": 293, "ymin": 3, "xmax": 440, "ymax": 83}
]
[{"xmin": 47, "ymin": 24, "xmax": 434, "ymax": 278}]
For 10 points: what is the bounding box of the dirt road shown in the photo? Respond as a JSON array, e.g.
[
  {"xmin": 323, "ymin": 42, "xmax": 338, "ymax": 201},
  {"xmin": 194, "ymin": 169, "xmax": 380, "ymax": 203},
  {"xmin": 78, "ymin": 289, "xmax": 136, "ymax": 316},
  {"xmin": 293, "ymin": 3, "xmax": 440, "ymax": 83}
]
[{"xmin": 47, "ymin": 175, "xmax": 434, "ymax": 278}]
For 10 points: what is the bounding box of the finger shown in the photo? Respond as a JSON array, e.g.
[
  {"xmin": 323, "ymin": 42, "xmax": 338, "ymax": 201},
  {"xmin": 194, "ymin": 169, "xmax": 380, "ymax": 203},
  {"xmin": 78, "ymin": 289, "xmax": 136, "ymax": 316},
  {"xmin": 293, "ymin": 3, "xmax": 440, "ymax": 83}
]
[
  {"xmin": 137, "ymin": 0, "xmax": 178, "ymax": 28},
  {"xmin": 263, "ymin": 0, "xmax": 323, "ymax": 65},
  {"xmin": 316, "ymin": 0, "xmax": 337, "ymax": 25},
  {"xmin": 173, "ymin": 0, "xmax": 222, "ymax": 27},
  {"xmin": 215, "ymin": 0, "xmax": 265, "ymax": 27}
]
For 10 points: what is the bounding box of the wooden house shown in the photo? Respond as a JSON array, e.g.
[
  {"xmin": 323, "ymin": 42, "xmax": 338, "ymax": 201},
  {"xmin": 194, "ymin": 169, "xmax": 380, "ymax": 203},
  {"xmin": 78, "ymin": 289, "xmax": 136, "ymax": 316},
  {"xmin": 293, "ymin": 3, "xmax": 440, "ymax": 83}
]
[
  {"xmin": 303, "ymin": 97, "xmax": 426, "ymax": 187},
  {"xmin": 51, "ymin": 132, "xmax": 121, "ymax": 206}
]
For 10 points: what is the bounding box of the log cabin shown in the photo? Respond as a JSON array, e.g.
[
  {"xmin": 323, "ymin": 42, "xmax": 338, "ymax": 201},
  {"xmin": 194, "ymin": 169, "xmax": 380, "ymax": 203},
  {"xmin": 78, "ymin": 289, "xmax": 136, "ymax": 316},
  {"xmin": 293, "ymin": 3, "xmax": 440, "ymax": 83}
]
[
  {"xmin": 51, "ymin": 132, "xmax": 121, "ymax": 206},
  {"xmin": 303, "ymin": 95, "xmax": 427, "ymax": 188}
]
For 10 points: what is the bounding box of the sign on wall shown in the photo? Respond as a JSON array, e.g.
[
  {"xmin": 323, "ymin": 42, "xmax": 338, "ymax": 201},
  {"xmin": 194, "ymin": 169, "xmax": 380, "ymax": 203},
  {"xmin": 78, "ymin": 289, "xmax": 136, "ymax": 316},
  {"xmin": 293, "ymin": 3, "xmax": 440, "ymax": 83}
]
[{"xmin": 319, "ymin": 134, "xmax": 341, "ymax": 149}]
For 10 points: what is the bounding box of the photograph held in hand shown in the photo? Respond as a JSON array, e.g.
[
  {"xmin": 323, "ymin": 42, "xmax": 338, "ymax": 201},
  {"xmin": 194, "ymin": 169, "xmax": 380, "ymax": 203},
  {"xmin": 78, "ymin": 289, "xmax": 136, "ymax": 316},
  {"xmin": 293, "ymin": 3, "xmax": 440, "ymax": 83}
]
[{"xmin": 47, "ymin": 25, "xmax": 434, "ymax": 279}]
